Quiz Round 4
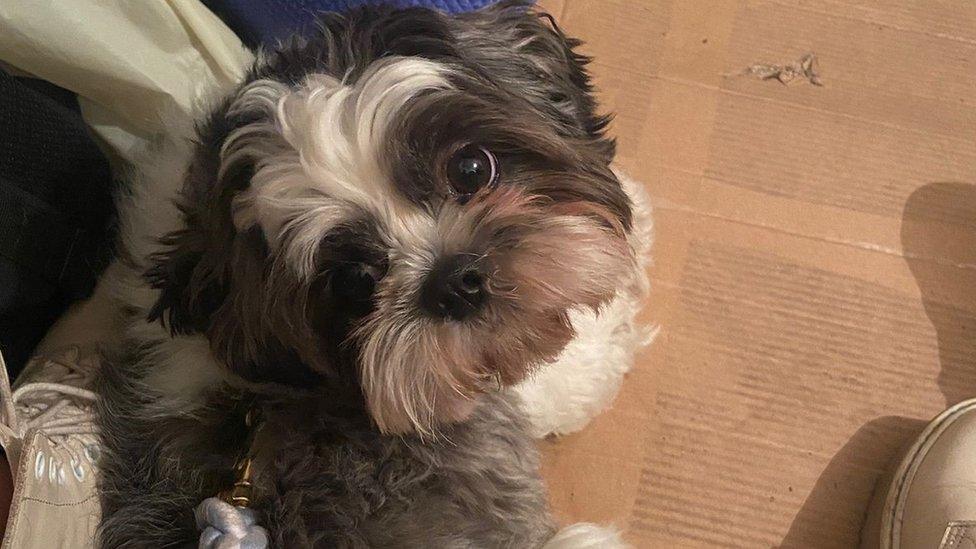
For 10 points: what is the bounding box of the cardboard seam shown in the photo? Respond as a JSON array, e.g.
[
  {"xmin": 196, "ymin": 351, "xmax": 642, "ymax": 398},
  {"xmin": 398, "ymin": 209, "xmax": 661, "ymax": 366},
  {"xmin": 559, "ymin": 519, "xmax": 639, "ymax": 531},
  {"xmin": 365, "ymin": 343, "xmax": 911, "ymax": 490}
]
[
  {"xmin": 651, "ymin": 198, "xmax": 922, "ymax": 262},
  {"xmin": 764, "ymin": 0, "xmax": 976, "ymax": 47}
]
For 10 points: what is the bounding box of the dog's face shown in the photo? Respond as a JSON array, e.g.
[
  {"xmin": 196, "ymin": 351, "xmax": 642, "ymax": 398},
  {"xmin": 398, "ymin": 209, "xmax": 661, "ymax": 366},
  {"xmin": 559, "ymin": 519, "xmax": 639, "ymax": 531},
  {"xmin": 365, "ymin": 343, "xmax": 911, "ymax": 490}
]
[{"xmin": 148, "ymin": 2, "xmax": 634, "ymax": 436}]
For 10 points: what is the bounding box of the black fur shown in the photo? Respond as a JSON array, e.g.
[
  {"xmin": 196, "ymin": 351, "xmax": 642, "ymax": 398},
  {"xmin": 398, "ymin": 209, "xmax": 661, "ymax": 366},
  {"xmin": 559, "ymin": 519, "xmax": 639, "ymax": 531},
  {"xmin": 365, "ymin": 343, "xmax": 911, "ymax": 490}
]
[
  {"xmin": 145, "ymin": 1, "xmax": 625, "ymax": 349},
  {"xmin": 96, "ymin": 340, "xmax": 553, "ymax": 548},
  {"xmin": 99, "ymin": 3, "xmax": 626, "ymax": 546}
]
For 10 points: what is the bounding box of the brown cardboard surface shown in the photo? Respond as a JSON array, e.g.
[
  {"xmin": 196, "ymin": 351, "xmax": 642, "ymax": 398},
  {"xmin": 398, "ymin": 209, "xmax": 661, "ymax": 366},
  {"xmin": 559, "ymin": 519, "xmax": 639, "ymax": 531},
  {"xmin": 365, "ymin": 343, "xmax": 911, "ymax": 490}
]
[{"xmin": 536, "ymin": 1, "xmax": 976, "ymax": 547}]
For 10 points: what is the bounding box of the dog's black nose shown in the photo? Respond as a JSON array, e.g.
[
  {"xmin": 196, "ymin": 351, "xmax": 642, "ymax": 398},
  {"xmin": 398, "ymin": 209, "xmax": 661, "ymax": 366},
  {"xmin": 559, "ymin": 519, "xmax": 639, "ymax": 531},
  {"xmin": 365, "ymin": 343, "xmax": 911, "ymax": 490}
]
[{"xmin": 420, "ymin": 255, "xmax": 487, "ymax": 321}]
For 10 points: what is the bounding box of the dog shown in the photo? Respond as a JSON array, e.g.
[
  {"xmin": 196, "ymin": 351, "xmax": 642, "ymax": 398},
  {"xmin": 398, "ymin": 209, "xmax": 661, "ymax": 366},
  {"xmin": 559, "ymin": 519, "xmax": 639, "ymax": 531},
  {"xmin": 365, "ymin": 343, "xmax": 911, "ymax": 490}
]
[{"xmin": 95, "ymin": 2, "xmax": 640, "ymax": 546}]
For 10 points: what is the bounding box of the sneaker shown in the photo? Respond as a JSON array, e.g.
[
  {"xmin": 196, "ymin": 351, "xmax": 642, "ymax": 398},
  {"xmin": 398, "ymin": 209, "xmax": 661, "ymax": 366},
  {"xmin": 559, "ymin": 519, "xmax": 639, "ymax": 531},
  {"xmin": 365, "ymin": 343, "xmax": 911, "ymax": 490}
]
[
  {"xmin": 0, "ymin": 347, "xmax": 101, "ymax": 549},
  {"xmin": 862, "ymin": 399, "xmax": 976, "ymax": 548}
]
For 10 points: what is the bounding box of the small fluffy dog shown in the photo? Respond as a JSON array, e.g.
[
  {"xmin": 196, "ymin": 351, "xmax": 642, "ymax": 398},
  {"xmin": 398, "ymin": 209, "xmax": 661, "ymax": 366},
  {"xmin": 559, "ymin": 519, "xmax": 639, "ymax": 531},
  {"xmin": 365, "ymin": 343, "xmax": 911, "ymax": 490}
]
[{"xmin": 96, "ymin": 2, "xmax": 642, "ymax": 547}]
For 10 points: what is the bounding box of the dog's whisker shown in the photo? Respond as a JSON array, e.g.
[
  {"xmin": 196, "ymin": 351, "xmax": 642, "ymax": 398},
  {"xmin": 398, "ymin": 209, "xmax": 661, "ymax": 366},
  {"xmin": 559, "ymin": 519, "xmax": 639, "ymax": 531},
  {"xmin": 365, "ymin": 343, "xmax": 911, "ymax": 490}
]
[{"xmin": 99, "ymin": 3, "xmax": 639, "ymax": 546}]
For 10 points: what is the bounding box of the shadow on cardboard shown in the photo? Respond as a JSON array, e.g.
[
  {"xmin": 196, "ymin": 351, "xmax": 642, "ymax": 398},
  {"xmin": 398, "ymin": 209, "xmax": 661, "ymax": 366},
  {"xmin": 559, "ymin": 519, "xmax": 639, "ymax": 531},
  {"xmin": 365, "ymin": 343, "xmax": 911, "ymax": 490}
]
[{"xmin": 782, "ymin": 182, "xmax": 976, "ymax": 547}]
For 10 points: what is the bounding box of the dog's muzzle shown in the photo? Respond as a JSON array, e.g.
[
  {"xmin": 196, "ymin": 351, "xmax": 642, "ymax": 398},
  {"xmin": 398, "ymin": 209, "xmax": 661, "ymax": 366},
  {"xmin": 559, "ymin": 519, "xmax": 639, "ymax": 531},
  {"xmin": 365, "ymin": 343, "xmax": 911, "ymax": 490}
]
[{"xmin": 419, "ymin": 254, "xmax": 487, "ymax": 321}]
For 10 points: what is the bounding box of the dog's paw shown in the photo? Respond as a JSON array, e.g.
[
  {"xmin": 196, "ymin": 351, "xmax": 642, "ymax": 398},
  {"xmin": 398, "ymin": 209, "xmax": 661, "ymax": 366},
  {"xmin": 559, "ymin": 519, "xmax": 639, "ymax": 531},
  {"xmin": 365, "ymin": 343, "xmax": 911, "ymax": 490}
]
[{"xmin": 543, "ymin": 523, "xmax": 630, "ymax": 549}]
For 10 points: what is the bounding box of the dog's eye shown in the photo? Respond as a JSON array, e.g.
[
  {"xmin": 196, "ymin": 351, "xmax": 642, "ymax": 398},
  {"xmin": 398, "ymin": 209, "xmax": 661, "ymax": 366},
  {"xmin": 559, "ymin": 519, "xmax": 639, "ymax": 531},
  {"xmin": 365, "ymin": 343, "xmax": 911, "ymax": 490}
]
[
  {"xmin": 446, "ymin": 144, "xmax": 497, "ymax": 199},
  {"xmin": 331, "ymin": 262, "xmax": 383, "ymax": 304}
]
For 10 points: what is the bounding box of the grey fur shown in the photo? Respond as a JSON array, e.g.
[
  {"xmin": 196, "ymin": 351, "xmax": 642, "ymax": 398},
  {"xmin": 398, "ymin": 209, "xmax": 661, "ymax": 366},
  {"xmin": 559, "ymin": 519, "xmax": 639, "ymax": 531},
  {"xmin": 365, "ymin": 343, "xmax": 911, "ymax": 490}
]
[
  {"xmin": 97, "ymin": 2, "xmax": 627, "ymax": 547},
  {"xmin": 96, "ymin": 337, "xmax": 553, "ymax": 548}
]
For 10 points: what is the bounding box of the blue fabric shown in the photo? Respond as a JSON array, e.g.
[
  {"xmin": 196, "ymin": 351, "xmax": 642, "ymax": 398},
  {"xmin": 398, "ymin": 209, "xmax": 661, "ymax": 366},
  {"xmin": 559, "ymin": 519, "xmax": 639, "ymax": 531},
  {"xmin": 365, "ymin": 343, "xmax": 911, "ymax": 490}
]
[{"xmin": 203, "ymin": 0, "xmax": 511, "ymax": 48}]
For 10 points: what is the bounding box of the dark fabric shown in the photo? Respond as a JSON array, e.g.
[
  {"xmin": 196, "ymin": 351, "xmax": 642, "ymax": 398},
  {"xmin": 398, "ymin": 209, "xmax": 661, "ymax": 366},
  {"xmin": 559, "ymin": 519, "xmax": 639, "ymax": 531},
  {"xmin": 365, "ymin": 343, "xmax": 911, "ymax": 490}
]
[
  {"xmin": 203, "ymin": 0, "xmax": 509, "ymax": 48},
  {"xmin": 0, "ymin": 68, "xmax": 115, "ymax": 376}
]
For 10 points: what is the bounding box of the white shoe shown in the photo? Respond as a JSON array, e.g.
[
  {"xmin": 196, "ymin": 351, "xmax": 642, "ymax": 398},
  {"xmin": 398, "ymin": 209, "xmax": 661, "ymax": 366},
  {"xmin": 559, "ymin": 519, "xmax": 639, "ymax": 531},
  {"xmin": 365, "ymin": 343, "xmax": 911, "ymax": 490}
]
[
  {"xmin": 862, "ymin": 399, "xmax": 976, "ymax": 548},
  {"xmin": 0, "ymin": 347, "xmax": 102, "ymax": 549}
]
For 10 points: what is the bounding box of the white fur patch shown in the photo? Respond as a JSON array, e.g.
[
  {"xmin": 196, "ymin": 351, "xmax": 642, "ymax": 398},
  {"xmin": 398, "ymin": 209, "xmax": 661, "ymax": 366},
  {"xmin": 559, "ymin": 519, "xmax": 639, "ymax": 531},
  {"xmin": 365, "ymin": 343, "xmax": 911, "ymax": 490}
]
[
  {"xmin": 97, "ymin": 59, "xmax": 458, "ymax": 406},
  {"xmin": 226, "ymin": 57, "xmax": 453, "ymax": 278},
  {"xmin": 514, "ymin": 170, "xmax": 655, "ymax": 438},
  {"xmin": 105, "ymin": 306, "xmax": 227, "ymax": 410},
  {"xmin": 543, "ymin": 523, "xmax": 630, "ymax": 549},
  {"xmin": 140, "ymin": 332, "xmax": 229, "ymax": 410}
]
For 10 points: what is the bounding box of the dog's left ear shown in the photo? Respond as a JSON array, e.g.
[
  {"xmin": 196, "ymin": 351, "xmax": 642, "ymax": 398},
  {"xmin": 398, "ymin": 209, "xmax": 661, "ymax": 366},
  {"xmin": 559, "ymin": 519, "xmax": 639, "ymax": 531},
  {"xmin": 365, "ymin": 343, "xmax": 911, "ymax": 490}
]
[
  {"xmin": 144, "ymin": 154, "xmax": 233, "ymax": 336},
  {"xmin": 458, "ymin": 1, "xmax": 615, "ymax": 162}
]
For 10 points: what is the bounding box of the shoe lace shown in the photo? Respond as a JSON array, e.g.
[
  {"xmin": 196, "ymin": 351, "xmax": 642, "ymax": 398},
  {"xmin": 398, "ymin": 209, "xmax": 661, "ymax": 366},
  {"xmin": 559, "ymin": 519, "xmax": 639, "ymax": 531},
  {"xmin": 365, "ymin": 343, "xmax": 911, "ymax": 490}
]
[{"xmin": 0, "ymin": 349, "xmax": 99, "ymax": 445}]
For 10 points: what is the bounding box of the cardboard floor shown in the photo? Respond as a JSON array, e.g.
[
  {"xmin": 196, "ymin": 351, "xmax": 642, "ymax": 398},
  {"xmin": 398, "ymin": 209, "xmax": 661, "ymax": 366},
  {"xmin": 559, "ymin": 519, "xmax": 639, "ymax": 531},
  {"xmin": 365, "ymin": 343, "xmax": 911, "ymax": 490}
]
[{"xmin": 536, "ymin": 1, "xmax": 976, "ymax": 547}]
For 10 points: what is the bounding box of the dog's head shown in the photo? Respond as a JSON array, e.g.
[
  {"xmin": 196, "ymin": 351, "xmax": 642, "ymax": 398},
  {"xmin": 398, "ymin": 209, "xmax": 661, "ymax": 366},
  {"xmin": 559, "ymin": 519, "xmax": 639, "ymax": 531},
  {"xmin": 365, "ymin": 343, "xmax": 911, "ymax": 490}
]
[{"xmin": 147, "ymin": 2, "xmax": 634, "ymax": 436}]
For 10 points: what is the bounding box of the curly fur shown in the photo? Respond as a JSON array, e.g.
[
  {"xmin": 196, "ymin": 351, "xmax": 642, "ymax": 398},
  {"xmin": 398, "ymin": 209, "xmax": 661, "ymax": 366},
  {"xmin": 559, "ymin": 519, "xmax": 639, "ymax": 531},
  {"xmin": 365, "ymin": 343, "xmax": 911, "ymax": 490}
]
[
  {"xmin": 95, "ymin": 2, "xmax": 640, "ymax": 547},
  {"xmin": 96, "ymin": 339, "xmax": 554, "ymax": 548}
]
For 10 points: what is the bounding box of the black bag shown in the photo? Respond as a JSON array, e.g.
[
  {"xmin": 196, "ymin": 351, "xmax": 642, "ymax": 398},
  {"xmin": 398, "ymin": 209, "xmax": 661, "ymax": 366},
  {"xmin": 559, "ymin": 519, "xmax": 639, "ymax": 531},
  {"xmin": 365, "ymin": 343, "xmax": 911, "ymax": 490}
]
[{"xmin": 0, "ymin": 68, "xmax": 115, "ymax": 376}]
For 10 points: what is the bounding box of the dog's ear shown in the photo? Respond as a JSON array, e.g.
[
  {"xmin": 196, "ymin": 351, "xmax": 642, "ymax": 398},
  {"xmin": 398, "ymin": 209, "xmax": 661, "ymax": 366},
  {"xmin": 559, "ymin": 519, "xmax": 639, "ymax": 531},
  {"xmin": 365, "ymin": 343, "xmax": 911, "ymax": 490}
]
[
  {"xmin": 458, "ymin": 1, "xmax": 615, "ymax": 162},
  {"xmin": 144, "ymin": 128, "xmax": 325, "ymax": 386},
  {"xmin": 145, "ymin": 98, "xmax": 260, "ymax": 335},
  {"xmin": 144, "ymin": 151, "xmax": 229, "ymax": 335}
]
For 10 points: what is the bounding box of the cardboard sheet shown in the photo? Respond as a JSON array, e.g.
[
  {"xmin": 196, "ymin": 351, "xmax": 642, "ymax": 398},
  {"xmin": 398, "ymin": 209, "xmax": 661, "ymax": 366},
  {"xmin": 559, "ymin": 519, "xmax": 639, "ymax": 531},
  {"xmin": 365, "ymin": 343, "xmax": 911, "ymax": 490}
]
[{"xmin": 537, "ymin": 1, "xmax": 976, "ymax": 546}]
